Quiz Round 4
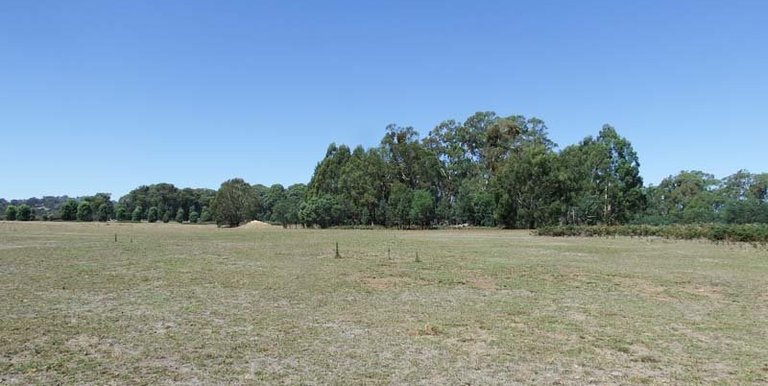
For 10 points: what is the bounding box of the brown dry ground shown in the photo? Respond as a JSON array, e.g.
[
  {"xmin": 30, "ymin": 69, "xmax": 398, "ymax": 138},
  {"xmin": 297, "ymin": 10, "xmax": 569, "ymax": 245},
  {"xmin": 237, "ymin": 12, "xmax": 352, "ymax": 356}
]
[{"xmin": 1, "ymin": 221, "xmax": 767, "ymax": 384}]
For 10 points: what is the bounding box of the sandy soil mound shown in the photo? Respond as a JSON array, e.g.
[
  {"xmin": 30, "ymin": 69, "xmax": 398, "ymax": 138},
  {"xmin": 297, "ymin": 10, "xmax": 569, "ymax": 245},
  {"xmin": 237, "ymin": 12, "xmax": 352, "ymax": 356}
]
[{"xmin": 242, "ymin": 220, "xmax": 275, "ymax": 229}]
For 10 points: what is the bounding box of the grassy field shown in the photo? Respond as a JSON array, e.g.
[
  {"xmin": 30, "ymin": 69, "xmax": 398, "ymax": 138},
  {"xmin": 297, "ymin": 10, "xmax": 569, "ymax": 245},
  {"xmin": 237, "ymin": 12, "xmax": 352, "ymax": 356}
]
[{"xmin": 1, "ymin": 222, "xmax": 767, "ymax": 385}]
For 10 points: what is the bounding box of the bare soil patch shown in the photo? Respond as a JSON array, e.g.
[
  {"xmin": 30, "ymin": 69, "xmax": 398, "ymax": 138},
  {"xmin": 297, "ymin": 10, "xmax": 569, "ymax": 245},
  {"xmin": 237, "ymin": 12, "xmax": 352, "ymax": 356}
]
[{"xmin": 242, "ymin": 220, "xmax": 275, "ymax": 229}]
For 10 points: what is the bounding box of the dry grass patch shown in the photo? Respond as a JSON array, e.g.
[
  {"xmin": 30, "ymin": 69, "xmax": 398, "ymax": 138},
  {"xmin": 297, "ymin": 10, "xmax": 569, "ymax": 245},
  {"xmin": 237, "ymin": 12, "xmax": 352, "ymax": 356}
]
[
  {"xmin": 360, "ymin": 276, "xmax": 407, "ymax": 290},
  {"xmin": 681, "ymin": 283, "xmax": 725, "ymax": 300},
  {"xmin": 410, "ymin": 323, "xmax": 443, "ymax": 336},
  {"xmin": 466, "ymin": 272, "xmax": 497, "ymax": 291},
  {"xmin": 613, "ymin": 276, "xmax": 672, "ymax": 301},
  {"xmin": 1, "ymin": 223, "xmax": 767, "ymax": 384}
]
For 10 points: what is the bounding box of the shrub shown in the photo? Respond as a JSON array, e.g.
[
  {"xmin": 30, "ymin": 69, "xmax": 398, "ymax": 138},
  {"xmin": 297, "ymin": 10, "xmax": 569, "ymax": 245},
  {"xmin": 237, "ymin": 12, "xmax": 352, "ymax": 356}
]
[
  {"xmin": 5, "ymin": 205, "xmax": 17, "ymax": 221},
  {"xmin": 16, "ymin": 205, "xmax": 32, "ymax": 221},
  {"xmin": 536, "ymin": 224, "xmax": 768, "ymax": 245}
]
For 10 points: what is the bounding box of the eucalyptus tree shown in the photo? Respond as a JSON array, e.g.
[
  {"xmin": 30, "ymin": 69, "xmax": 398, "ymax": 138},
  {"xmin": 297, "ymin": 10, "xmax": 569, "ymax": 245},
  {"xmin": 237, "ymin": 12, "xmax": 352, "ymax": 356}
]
[
  {"xmin": 131, "ymin": 206, "xmax": 143, "ymax": 222},
  {"xmin": 115, "ymin": 206, "xmax": 129, "ymax": 221},
  {"xmin": 719, "ymin": 170, "xmax": 768, "ymax": 223},
  {"xmin": 5, "ymin": 205, "xmax": 17, "ymax": 221},
  {"xmin": 560, "ymin": 125, "xmax": 644, "ymax": 225},
  {"xmin": 495, "ymin": 142, "xmax": 560, "ymax": 228},
  {"xmin": 16, "ymin": 205, "xmax": 32, "ymax": 221},
  {"xmin": 410, "ymin": 189, "xmax": 435, "ymax": 229},
  {"xmin": 76, "ymin": 202, "xmax": 93, "ymax": 222},
  {"xmin": 650, "ymin": 170, "xmax": 720, "ymax": 223},
  {"xmin": 60, "ymin": 199, "xmax": 79, "ymax": 221},
  {"xmin": 96, "ymin": 203, "xmax": 110, "ymax": 222},
  {"xmin": 147, "ymin": 207, "xmax": 159, "ymax": 223}
]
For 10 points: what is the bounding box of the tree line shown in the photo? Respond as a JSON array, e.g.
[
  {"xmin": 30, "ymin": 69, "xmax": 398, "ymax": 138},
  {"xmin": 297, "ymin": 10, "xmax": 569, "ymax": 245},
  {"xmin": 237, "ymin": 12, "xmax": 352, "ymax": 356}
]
[
  {"xmin": 299, "ymin": 113, "xmax": 644, "ymax": 229},
  {"xmin": 2, "ymin": 111, "xmax": 767, "ymax": 228}
]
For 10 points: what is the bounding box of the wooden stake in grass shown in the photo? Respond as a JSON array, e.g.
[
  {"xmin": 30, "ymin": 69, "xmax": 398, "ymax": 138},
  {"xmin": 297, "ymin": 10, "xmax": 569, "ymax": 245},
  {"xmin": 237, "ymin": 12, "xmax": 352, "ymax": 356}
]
[
  {"xmin": 114, "ymin": 234, "xmax": 117, "ymax": 243},
  {"xmin": 415, "ymin": 251, "xmax": 421, "ymax": 263},
  {"xmin": 388, "ymin": 247, "xmax": 391, "ymax": 260},
  {"xmin": 335, "ymin": 242, "xmax": 341, "ymax": 259}
]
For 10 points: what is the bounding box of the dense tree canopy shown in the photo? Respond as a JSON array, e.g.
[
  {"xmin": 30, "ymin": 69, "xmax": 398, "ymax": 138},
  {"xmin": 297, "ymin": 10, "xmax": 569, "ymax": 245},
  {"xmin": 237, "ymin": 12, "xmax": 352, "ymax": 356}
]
[
  {"xmin": 115, "ymin": 206, "xmax": 129, "ymax": 221},
  {"xmin": 300, "ymin": 112, "xmax": 643, "ymax": 228},
  {"xmin": 131, "ymin": 206, "xmax": 143, "ymax": 222},
  {"xmin": 76, "ymin": 202, "xmax": 92, "ymax": 222},
  {"xmin": 147, "ymin": 207, "xmax": 159, "ymax": 223},
  {"xmin": 16, "ymin": 205, "xmax": 32, "ymax": 221},
  {"xmin": 118, "ymin": 184, "xmax": 214, "ymax": 223},
  {"xmin": 211, "ymin": 178, "xmax": 256, "ymax": 227},
  {"xmin": 640, "ymin": 170, "xmax": 768, "ymax": 225},
  {"xmin": 60, "ymin": 199, "xmax": 78, "ymax": 221}
]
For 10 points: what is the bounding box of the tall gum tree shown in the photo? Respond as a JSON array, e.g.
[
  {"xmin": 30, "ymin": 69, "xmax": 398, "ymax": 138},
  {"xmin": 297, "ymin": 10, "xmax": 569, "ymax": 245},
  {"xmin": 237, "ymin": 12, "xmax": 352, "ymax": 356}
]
[{"xmin": 560, "ymin": 125, "xmax": 644, "ymax": 225}]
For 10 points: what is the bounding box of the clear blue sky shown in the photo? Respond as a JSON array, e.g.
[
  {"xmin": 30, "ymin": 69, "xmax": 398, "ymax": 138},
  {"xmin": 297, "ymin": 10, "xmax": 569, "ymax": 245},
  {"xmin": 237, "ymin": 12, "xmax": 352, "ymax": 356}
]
[{"xmin": 1, "ymin": 0, "xmax": 766, "ymax": 200}]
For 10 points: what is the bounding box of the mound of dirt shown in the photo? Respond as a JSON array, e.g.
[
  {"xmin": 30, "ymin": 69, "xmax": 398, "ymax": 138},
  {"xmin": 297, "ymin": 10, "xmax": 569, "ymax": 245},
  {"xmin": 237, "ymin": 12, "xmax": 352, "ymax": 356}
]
[{"xmin": 242, "ymin": 220, "xmax": 275, "ymax": 229}]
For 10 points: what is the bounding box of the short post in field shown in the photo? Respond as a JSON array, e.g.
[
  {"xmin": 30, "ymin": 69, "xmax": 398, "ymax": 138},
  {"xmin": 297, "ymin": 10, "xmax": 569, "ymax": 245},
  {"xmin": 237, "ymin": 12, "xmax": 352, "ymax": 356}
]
[{"xmin": 335, "ymin": 242, "xmax": 341, "ymax": 258}]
